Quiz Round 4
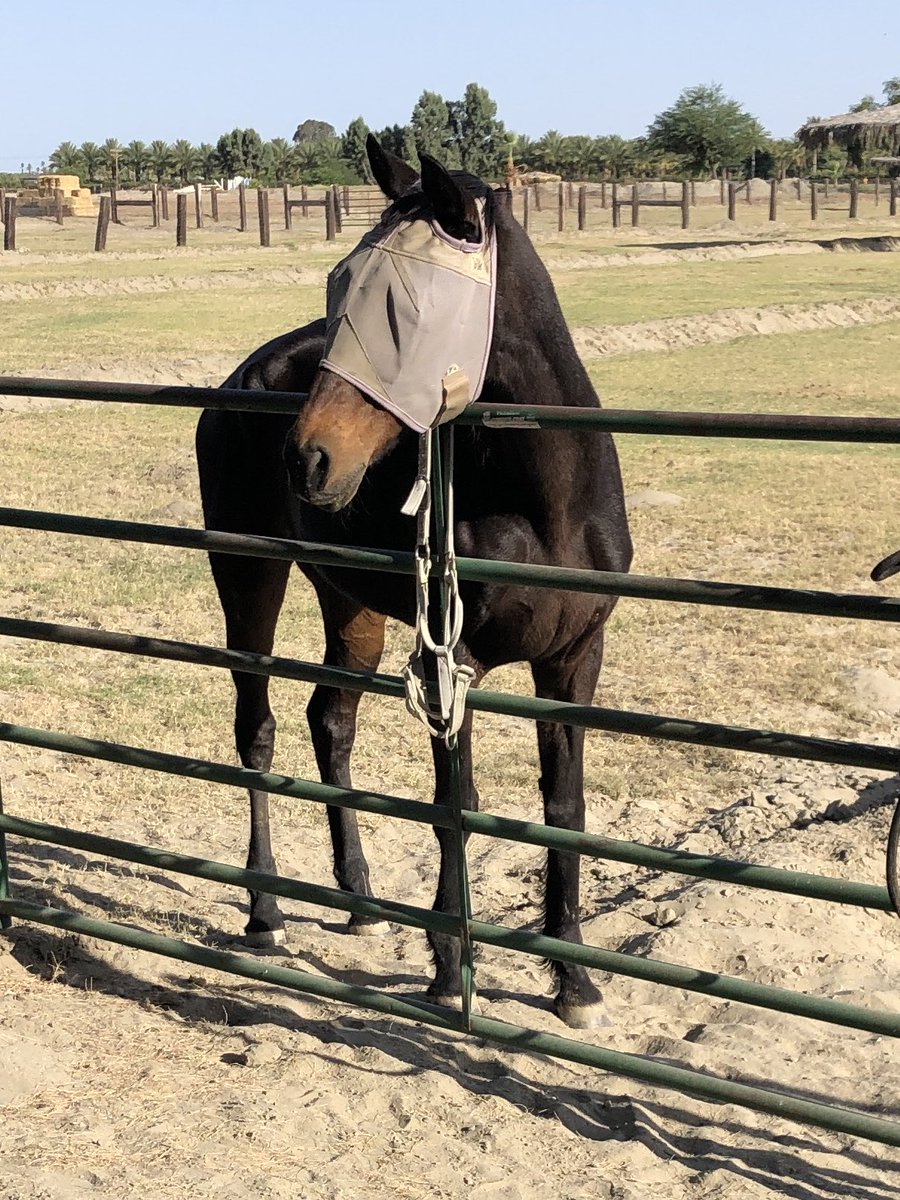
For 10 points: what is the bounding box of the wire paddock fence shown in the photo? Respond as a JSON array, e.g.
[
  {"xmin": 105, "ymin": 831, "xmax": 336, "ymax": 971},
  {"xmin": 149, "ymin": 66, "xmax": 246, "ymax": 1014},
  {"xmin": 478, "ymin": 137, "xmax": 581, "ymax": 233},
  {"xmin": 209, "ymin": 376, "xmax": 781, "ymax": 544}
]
[{"xmin": 2, "ymin": 374, "xmax": 900, "ymax": 1147}]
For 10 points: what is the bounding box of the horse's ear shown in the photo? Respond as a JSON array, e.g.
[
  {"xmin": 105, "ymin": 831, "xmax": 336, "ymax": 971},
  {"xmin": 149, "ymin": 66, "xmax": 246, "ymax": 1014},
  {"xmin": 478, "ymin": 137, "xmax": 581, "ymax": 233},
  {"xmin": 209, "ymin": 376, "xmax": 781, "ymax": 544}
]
[
  {"xmin": 366, "ymin": 134, "xmax": 419, "ymax": 200},
  {"xmin": 418, "ymin": 153, "xmax": 480, "ymax": 240}
]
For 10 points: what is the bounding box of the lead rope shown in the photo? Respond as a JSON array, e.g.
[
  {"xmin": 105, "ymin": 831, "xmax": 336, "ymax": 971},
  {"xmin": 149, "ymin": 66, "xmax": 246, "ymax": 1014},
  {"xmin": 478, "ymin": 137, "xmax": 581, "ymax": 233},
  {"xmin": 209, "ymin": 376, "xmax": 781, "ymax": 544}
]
[{"xmin": 400, "ymin": 426, "xmax": 474, "ymax": 747}]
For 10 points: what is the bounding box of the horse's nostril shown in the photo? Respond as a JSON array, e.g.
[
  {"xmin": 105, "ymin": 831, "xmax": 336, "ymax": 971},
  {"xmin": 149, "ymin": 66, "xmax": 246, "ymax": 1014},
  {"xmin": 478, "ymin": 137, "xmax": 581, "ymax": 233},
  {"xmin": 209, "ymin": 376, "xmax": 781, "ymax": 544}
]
[{"xmin": 285, "ymin": 440, "xmax": 330, "ymax": 498}]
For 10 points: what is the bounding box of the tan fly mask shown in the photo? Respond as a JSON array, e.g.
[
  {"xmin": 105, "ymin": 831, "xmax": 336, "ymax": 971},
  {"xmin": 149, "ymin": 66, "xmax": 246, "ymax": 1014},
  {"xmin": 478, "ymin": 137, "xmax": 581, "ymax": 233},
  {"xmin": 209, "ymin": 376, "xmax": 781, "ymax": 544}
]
[{"xmin": 320, "ymin": 198, "xmax": 497, "ymax": 432}]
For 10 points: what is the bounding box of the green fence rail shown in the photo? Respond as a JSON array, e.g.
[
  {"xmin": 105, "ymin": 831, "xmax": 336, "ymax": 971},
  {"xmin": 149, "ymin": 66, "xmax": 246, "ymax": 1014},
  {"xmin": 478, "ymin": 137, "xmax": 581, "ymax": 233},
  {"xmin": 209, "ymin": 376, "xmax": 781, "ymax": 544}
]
[{"xmin": 2, "ymin": 375, "xmax": 900, "ymax": 1148}]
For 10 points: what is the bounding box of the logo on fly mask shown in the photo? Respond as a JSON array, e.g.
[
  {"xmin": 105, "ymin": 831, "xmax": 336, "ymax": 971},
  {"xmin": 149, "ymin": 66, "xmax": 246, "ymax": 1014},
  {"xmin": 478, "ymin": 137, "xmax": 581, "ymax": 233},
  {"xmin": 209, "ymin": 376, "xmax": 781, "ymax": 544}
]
[{"xmin": 320, "ymin": 198, "xmax": 497, "ymax": 432}]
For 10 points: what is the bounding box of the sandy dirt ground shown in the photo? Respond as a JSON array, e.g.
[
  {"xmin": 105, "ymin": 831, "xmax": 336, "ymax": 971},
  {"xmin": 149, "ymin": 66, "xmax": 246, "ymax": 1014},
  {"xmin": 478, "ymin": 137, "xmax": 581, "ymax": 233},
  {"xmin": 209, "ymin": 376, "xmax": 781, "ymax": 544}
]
[{"xmin": 2, "ymin": 237, "xmax": 900, "ymax": 1200}]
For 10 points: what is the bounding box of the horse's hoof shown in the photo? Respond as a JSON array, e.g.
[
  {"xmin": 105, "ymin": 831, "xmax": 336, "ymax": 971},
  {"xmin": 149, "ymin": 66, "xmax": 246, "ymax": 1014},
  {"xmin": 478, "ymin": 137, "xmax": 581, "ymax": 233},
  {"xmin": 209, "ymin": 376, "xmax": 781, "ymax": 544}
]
[
  {"xmin": 427, "ymin": 990, "xmax": 481, "ymax": 1015},
  {"xmin": 244, "ymin": 927, "xmax": 287, "ymax": 949},
  {"xmin": 347, "ymin": 918, "xmax": 391, "ymax": 937},
  {"xmin": 554, "ymin": 998, "xmax": 614, "ymax": 1030}
]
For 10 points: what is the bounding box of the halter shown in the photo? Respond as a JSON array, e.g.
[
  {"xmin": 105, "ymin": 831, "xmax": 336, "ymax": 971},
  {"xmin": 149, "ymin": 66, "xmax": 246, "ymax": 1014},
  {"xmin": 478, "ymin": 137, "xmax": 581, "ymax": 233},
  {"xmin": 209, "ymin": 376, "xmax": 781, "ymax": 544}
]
[{"xmin": 321, "ymin": 198, "xmax": 497, "ymax": 742}]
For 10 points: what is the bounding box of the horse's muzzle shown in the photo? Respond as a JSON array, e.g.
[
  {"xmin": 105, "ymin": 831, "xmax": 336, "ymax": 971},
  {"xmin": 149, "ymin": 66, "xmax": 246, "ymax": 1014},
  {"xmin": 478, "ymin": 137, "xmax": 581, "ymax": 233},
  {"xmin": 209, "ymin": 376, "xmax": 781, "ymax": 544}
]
[{"xmin": 283, "ymin": 438, "xmax": 363, "ymax": 511}]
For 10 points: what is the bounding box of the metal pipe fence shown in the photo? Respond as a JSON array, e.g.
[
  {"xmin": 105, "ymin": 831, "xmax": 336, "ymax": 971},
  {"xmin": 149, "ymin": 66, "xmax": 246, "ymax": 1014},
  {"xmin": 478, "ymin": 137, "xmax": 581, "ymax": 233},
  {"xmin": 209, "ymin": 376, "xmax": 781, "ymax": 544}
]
[{"xmin": 2, "ymin": 375, "xmax": 900, "ymax": 1147}]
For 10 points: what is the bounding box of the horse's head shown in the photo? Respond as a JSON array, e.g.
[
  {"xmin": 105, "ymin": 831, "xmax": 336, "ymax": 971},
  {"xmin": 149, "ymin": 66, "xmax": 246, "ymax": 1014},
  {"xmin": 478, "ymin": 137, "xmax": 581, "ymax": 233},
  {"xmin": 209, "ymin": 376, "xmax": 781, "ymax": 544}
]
[{"xmin": 285, "ymin": 136, "xmax": 497, "ymax": 511}]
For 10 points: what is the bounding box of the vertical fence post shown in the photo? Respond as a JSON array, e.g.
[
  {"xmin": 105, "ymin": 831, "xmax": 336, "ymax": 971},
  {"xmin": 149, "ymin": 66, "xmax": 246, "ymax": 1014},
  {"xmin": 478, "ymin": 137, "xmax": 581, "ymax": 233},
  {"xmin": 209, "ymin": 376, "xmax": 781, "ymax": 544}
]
[
  {"xmin": 891, "ymin": 180, "xmax": 898, "ymax": 218},
  {"xmin": 210, "ymin": 187, "xmax": 219, "ymax": 223},
  {"xmin": 557, "ymin": 182, "xmax": 564, "ymax": 232},
  {"xmin": 875, "ymin": 175, "xmax": 880, "ymax": 207},
  {"xmin": 93, "ymin": 195, "xmax": 110, "ymax": 251},
  {"xmin": 151, "ymin": 184, "xmax": 159, "ymax": 227},
  {"xmin": 849, "ymin": 178, "xmax": 859, "ymax": 219},
  {"xmin": 631, "ymin": 183, "xmax": 640, "ymax": 227},
  {"xmin": 238, "ymin": 183, "xmax": 248, "ymax": 232},
  {"xmin": 160, "ymin": 186, "xmax": 169, "ymax": 221},
  {"xmin": 301, "ymin": 184, "xmax": 309, "ymax": 216},
  {"xmin": 690, "ymin": 179, "xmax": 696, "ymax": 206},
  {"xmin": 0, "ymin": 780, "xmax": 11, "ymax": 931},
  {"xmin": 600, "ymin": 180, "xmax": 607, "ymax": 209},
  {"xmin": 719, "ymin": 176, "xmax": 725, "ymax": 205},
  {"xmin": 611, "ymin": 182, "xmax": 619, "ymax": 227},
  {"xmin": 810, "ymin": 181, "xmax": 818, "ymax": 221},
  {"xmin": 193, "ymin": 183, "xmax": 203, "ymax": 228},
  {"xmin": 727, "ymin": 182, "xmax": 736, "ymax": 221},
  {"xmin": 533, "ymin": 183, "xmax": 541, "ymax": 212},
  {"xmin": 55, "ymin": 191, "xmax": 64, "ymax": 226},
  {"xmin": 176, "ymin": 193, "xmax": 187, "ymax": 246},
  {"xmin": 522, "ymin": 185, "xmax": 530, "ymax": 233},
  {"xmin": 257, "ymin": 189, "xmax": 270, "ymax": 246},
  {"xmin": 769, "ymin": 178, "xmax": 778, "ymax": 222},
  {"xmin": 681, "ymin": 180, "xmax": 690, "ymax": 229},
  {"xmin": 343, "ymin": 184, "xmax": 350, "ymax": 215},
  {"xmin": 110, "ymin": 187, "xmax": 119, "ymax": 223},
  {"xmin": 332, "ymin": 185, "xmax": 343, "ymax": 233},
  {"xmin": 577, "ymin": 185, "xmax": 586, "ymax": 231},
  {"xmin": 0, "ymin": 189, "xmax": 6, "ymax": 223},
  {"xmin": 567, "ymin": 181, "xmax": 574, "ymax": 209},
  {"xmin": 325, "ymin": 188, "xmax": 336, "ymax": 240},
  {"xmin": 283, "ymin": 183, "xmax": 291, "ymax": 230}
]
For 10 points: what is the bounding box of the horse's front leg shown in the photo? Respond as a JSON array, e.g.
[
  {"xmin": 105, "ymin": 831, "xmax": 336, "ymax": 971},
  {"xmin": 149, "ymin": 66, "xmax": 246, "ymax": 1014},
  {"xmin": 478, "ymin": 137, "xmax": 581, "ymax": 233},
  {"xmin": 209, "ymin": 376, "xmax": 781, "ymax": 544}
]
[
  {"xmin": 532, "ymin": 631, "xmax": 609, "ymax": 1029},
  {"xmin": 307, "ymin": 583, "xmax": 387, "ymax": 933},
  {"xmin": 426, "ymin": 698, "xmax": 482, "ymax": 1008}
]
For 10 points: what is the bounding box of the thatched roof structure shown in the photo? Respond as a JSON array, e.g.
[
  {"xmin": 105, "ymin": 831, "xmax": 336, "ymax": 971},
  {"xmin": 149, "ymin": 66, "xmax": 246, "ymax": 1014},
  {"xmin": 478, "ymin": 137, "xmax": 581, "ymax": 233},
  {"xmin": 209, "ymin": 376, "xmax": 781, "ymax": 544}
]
[{"xmin": 798, "ymin": 105, "xmax": 900, "ymax": 164}]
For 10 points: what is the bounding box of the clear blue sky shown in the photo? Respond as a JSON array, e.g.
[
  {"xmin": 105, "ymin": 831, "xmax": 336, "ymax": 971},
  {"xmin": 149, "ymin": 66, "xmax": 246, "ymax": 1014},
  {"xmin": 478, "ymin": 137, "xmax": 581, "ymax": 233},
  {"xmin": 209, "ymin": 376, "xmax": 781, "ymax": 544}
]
[{"xmin": 4, "ymin": 0, "xmax": 899, "ymax": 169}]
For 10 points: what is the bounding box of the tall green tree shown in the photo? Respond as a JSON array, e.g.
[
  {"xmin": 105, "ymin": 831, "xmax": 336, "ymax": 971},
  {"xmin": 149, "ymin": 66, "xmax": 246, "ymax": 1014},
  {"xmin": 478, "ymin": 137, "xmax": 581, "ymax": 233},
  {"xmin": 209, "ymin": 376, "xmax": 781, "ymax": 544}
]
[
  {"xmin": 535, "ymin": 130, "xmax": 564, "ymax": 173},
  {"xmin": 374, "ymin": 124, "xmax": 417, "ymax": 164},
  {"xmin": 266, "ymin": 137, "xmax": 296, "ymax": 183},
  {"xmin": 196, "ymin": 143, "xmax": 221, "ymax": 181},
  {"xmin": 342, "ymin": 116, "xmax": 371, "ymax": 182},
  {"xmin": 49, "ymin": 142, "xmax": 83, "ymax": 177},
  {"xmin": 292, "ymin": 119, "xmax": 336, "ymax": 145},
  {"xmin": 883, "ymin": 77, "xmax": 900, "ymax": 105},
  {"xmin": 215, "ymin": 128, "xmax": 267, "ymax": 180},
  {"xmin": 411, "ymin": 90, "xmax": 456, "ymax": 163},
  {"xmin": 455, "ymin": 82, "xmax": 506, "ymax": 177},
  {"xmin": 648, "ymin": 84, "xmax": 767, "ymax": 176}
]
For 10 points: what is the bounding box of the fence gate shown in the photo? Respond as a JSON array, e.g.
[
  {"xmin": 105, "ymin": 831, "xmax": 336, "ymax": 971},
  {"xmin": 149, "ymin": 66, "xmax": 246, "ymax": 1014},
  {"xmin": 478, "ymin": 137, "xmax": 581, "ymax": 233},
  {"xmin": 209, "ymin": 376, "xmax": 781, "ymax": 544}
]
[{"xmin": 2, "ymin": 374, "xmax": 900, "ymax": 1148}]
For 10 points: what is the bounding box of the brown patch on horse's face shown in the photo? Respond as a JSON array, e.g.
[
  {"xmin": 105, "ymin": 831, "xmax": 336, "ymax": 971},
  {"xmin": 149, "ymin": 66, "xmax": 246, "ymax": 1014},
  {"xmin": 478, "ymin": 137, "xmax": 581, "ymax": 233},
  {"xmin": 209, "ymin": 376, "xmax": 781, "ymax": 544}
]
[{"xmin": 285, "ymin": 370, "xmax": 403, "ymax": 510}]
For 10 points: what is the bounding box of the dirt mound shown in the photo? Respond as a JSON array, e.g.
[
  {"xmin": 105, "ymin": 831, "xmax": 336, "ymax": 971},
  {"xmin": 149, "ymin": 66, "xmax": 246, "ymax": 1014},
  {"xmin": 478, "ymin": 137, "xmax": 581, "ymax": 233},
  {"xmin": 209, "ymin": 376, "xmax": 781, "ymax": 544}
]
[
  {"xmin": 821, "ymin": 236, "xmax": 900, "ymax": 254},
  {"xmin": 573, "ymin": 296, "xmax": 900, "ymax": 358},
  {"xmin": 0, "ymin": 266, "xmax": 321, "ymax": 305}
]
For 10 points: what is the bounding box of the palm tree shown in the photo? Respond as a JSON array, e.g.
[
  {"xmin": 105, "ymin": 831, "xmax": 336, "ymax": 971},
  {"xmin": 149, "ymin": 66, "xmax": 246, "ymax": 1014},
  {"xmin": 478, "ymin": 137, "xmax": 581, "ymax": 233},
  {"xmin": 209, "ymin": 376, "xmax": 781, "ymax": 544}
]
[
  {"xmin": 595, "ymin": 135, "xmax": 632, "ymax": 180},
  {"xmin": 535, "ymin": 130, "xmax": 564, "ymax": 173},
  {"xmin": 196, "ymin": 143, "xmax": 220, "ymax": 182},
  {"xmin": 78, "ymin": 141, "xmax": 104, "ymax": 187},
  {"xmin": 147, "ymin": 140, "xmax": 173, "ymax": 184},
  {"xmin": 267, "ymin": 137, "xmax": 297, "ymax": 183},
  {"xmin": 124, "ymin": 140, "xmax": 149, "ymax": 185},
  {"xmin": 49, "ymin": 141, "xmax": 83, "ymax": 178},
  {"xmin": 560, "ymin": 135, "xmax": 594, "ymax": 180},
  {"xmin": 170, "ymin": 139, "xmax": 199, "ymax": 185}
]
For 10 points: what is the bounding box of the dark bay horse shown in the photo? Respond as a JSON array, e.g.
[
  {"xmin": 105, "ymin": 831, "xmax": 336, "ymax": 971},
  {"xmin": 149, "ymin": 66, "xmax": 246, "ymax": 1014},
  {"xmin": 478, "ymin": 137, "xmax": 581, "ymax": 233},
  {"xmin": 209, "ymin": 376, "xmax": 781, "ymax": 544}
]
[{"xmin": 196, "ymin": 138, "xmax": 632, "ymax": 1027}]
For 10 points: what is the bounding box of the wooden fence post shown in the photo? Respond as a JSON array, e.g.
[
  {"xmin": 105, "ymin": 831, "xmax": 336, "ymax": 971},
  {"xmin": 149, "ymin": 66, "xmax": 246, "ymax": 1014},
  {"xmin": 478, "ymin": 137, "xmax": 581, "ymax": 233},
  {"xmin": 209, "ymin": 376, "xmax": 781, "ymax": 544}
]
[
  {"xmin": 176, "ymin": 193, "xmax": 187, "ymax": 246},
  {"xmin": 522, "ymin": 185, "xmax": 530, "ymax": 233},
  {"xmin": 194, "ymin": 182, "xmax": 203, "ymax": 228},
  {"xmin": 238, "ymin": 183, "xmax": 248, "ymax": 231},
  {"xmin": 0, "ymin": 189, "xmax": 6, "ymax": 223},
  {"xmin": 577, "ymin": 185, "xmax": 586, "ymax": 231},
  {"xmin": 681, "ymin": 180, "xmax": 690, "ymax": 229},
  {"xmin": 301, "ymin": 184, "xmax": 308, "ymax": 216},
  {"xmin": 533, "ymin": 183, "xmax": 541, "ymax": 212},
  {"xmin": 611, "ymin": 182, "xmax": 619, "ymax": 227},
  {"xmin": 849, "ymin": 178, "xmax": 859, "ymax": 219},
  {"xmin": 631, "ymin": 183, "xmax": 640, "ymax": 227},
  {"xmin": 110, "ymin": 187, "xmax": 120, "ymax": 224},
  {"xmin": 3, "ymin": 196, "xmax": 17, "ymax": 250},
  {"xmin": 810, "ymin": 181, "xmax": 818, "ymax": 221},
  {"xmin": 600, "ymin": 180, "xmax": 607, "ymax": 209},
  {"xmin": 55, "ymin": 191, "xmax": 64, "ymax": 225},
  {"xmin": 210, "ymin": 187, "xmax": 218, "ymax": 222},
  {"xmin": 160, "ymin": 187, "xmax": 169, "ymax": 221},
  {"xmin": 94, "ymin": 195, "xmax": 110, "ymax": 252},
  {"xmin": 283, "ymin": 183, "xmax": 291, "ymax": 230},
  {"xmin": 332, "ymin": 185, "xmax": 342, "ymax": 233},
  {"xmin": 690, "ymin": 179, "xmax": 696, "ymax": 205},
  {"xmin": 257, "ymin": 189, "xmax": 270, "ymax": 246},
  {"xmin": 727, "ymin": 182, "xmax": 736, "ymax": 221},
  {"xmin": 557, "ymin": 182, "xmax": 564, "ymax": 231},
  {"xmin": 719, "ymin": 176, "xmax": 726, "ymax": 205},
  {"xmin": 874, "ymin": 175, "xmax": 880, "ymax": 207},
  {"xmin": 325, "ymin": 188, "xmax": 336, "ymax": 240},
  {"xmin": 890, "ymin": 179, "xmax": 897, "ymax": 218},
  {"xmin": 769, "ymin": 178, "xmax": 778, "ymax": 222},
  {"xmin": 151, "ymin": 185, "xmax": 159, "ymax": 227},
  {"xmin": 343, "ymin": 185, "xmax": 350, "ymax": 215},
  {"xmin": 567, "ymin": 181, "xmax": 574, "ymax": 209}
]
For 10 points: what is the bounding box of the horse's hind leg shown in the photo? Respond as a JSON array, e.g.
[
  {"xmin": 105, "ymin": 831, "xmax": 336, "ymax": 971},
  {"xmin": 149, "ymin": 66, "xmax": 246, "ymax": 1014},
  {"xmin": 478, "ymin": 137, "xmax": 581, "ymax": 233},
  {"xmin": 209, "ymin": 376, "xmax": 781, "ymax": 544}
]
[
  {"xmin": 307, "ymin": 581, "xmax": 387, "ymax": 933},
  {"xmin": 531, "ymin": 631, "xmax": 610, "ymax": 1029},
  {"xmin": 210, "ymin": 551, "xmax": 291, "ymax": 946}
]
